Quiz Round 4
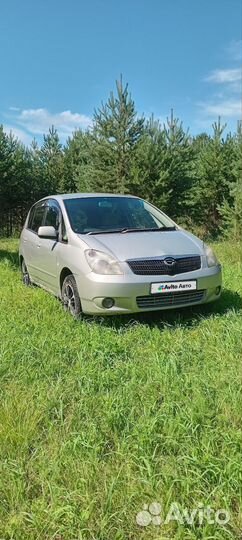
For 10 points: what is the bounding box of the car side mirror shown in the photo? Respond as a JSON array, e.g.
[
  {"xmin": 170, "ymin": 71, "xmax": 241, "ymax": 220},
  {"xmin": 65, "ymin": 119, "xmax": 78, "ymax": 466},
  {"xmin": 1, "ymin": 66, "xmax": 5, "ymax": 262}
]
[{"xmin": 37, "ymin": 226, "xmax": 58, "ymax": 239}]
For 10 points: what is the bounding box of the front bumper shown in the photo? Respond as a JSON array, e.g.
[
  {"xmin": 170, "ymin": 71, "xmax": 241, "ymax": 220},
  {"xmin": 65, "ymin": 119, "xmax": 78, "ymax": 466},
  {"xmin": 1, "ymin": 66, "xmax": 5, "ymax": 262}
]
[{"xmin": 76, "ymin": 264, "xmax": 222, "ymax": 315}]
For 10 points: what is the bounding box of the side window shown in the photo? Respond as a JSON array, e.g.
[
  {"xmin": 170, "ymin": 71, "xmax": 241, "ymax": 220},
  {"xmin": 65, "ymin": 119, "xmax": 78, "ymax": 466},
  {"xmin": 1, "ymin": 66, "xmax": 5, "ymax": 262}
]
[
  {"xmin": 44, "ymin": 202, "xmax": 60, "ymax": 230},
  {"xmin": 31, "ymin": 203, "xmax": 46, "ymax": 233}
]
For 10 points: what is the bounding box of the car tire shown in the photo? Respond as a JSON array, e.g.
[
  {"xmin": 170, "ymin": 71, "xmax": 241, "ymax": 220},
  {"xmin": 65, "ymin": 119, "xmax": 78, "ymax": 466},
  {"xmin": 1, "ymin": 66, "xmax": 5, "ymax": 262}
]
[
  {"xmin": 21, "ymin": 258, "xmax": 31, "ymax": 286},
  {"xmin": 62, "ymin": 274, "xmax": 82, "ymax": 319}
]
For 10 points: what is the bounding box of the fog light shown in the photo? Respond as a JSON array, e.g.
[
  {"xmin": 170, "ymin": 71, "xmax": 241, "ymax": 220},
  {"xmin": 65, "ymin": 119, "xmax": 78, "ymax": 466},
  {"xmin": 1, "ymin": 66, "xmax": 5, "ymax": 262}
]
[
  {"xmin": 215, "ymin": 286, "xmax": 221, "ymax": 295},
  {"xmin": 102, "ymin": 297, "xmax": 115, "ymax": 309}
]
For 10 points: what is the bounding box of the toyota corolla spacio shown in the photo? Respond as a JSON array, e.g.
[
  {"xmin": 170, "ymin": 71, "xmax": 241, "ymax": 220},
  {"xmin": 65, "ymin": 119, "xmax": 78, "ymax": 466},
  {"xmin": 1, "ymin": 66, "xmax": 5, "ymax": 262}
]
[{"xmin": 19, "ymin": 193, "xmax": 222, "ymax": 317}]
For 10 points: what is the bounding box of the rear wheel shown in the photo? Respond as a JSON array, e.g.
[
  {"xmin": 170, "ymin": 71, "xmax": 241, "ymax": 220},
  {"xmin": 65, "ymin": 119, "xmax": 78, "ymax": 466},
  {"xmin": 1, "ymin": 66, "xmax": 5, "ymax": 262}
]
[
  {"xmin": 62, "ymin": 275, "xmax": 82, "ymax": 319},
  {"xmin": 21, "ymin": 258, "xmax": 31, "ymax": 286}
]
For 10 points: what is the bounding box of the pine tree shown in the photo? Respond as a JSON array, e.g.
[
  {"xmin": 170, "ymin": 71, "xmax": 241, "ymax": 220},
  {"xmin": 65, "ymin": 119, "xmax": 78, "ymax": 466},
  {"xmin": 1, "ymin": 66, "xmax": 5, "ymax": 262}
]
[
  {"xmin": 0, "ymin": 78, "xmax": 241, "ymax": 239},
  {"xmin": 0, "ymin": 126, "xmax": 33, "ymax": 233},
  {"xmin": 39, "ymin": 126, "xmax": 64, "ymax": 194},
  {"xmin": 160, "ymin": 110, "xmax": 196, "ymax": 220},
  {"xmin": 62, "ymin": 130, "xmax": 91, "ymax": 193},
  {"xmin": 26, "ymin": 139, "xmax": 44, "ymax": 201},
  {"xmin": 85, "ymin": 77, "xmax": 144, "ymax": 193},
  {"xmin": 220, "ymin": 121, "xmax": 242, "ymax": 240},
  {"xmin": 0, "ymin": 126, "xmax": 18, "ymax": 211},
  {"xmin": 189, "ymin": 117, "xmax": 230, "ymax": 234},
  {"xmin": 129, "ymin": 116, "xmax": 170, "ymax": 208}
]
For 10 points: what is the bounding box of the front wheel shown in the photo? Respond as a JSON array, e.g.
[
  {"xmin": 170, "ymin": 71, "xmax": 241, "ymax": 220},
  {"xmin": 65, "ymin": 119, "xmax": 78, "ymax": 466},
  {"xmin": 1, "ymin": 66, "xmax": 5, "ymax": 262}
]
[{"xmin": 62, "ymin": 275, "xmax": 82, "ymax": 319}]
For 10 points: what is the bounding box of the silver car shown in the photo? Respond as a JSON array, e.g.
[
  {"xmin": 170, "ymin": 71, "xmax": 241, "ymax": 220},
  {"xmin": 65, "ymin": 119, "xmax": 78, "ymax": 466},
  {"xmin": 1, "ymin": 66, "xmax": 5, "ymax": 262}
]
[{"xmin": 19, "ymin": 193, "xmax": 222, "ymax": 317}]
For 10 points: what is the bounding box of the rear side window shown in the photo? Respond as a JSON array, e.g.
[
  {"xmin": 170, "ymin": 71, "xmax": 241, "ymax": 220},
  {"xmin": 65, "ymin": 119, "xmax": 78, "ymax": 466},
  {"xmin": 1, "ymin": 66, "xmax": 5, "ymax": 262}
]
[
  {"xmin": 27, "ymin": 206, "xmax": 35, "ymax": 229},
  {"xmin": 31, "ymin": 203, "xmax": 46, "ymax": 232}
]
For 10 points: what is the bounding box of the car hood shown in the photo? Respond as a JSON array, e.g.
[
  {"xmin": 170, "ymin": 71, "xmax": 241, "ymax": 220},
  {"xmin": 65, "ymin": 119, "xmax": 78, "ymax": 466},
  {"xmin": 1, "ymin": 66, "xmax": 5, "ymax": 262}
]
[{"xmin": 79, "ymin": 229, "xmax": 204, "ymax": 261}]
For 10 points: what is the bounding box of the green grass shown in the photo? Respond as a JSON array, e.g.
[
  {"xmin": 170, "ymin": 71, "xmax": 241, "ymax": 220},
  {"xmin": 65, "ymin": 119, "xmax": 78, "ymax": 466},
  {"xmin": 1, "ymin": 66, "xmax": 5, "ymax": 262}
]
[{"xmin": 0, "ymin": 238, "xmax": 242, "ymax": 540}]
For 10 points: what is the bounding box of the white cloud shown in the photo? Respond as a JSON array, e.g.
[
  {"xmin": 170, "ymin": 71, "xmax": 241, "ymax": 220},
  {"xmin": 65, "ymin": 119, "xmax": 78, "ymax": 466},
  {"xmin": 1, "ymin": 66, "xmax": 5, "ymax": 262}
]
[
  {"xmin": 199, "ymin": 99, "xmax": 241, "ymax": 118},
  {"xmin": 2, "ymin": 107, "xmax": 93, "ymax": 145},
  {"xmin": 198, "ymin": 42, "xmax": 242, "ymax": 126},
  {"xmin": 3, "ymin": 124, "xmax": 33, "ymax": 145},
  {"xmin": 205, "ymin": 68, "xmax": 242, "ymax": 84},
  {"xmin": 3, "ymin": 107, "xmax": 93, "ymax": 144},
  {"xmin": 15, "ymin": 108, "xmax": 92, "ymax": 137}
]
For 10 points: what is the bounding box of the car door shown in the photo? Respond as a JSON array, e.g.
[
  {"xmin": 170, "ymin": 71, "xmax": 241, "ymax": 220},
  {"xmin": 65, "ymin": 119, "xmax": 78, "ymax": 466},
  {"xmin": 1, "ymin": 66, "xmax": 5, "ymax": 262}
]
[
  {"xmin": 22, "ymin": 201, "xmax": 46, "ymax": 282},
  {"xmin": 34, "ymin": 199, "xmax": 61, "ymax": 293}
]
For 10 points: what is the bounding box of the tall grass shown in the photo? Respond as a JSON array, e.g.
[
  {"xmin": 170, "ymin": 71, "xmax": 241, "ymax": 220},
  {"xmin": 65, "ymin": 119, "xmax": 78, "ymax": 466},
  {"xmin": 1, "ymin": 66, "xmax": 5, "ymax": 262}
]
[{"xmin": 0, "ymin": 239, "xmax": 241, "ymax": 539}]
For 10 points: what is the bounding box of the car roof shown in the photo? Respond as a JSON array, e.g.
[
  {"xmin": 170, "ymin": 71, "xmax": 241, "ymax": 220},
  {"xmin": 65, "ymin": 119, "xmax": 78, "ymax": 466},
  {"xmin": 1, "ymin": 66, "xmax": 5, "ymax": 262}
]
[{"xmin": 40, "ymin": 193, "xmax": 139, "ymax": 202}]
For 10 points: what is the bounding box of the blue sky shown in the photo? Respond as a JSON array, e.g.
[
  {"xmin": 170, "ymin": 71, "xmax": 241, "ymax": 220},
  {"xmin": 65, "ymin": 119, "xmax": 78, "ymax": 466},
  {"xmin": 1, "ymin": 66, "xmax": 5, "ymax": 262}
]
[{"xmin": 0, "ymin": 0, "xmax": 241, "ymax": 145}]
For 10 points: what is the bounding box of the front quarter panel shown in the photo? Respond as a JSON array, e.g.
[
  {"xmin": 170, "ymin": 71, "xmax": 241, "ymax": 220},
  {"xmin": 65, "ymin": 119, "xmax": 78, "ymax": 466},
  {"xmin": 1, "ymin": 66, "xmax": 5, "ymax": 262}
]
[{"xmin": 57, "ymin": 234, "xmax": 92, "ymax": 296}]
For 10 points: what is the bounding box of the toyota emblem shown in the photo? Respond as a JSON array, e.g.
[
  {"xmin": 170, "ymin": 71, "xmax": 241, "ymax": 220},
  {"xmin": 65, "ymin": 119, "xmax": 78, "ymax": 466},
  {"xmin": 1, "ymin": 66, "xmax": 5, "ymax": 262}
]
[{"xmin": 164, "ymin": 257, "xmax": 176, "ymax": 267}]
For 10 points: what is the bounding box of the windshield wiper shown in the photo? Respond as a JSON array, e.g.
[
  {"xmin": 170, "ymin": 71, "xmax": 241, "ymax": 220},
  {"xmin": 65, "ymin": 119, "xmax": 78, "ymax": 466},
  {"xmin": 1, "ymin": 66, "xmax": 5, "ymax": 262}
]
[
  {"xmin": 120, "ymin": 226, "xmax": 177, "ymax": 233},
  {"xmin": 86, "ymin": 226, "xmax": 176, "ymax": 235},
  {"xmin": 86, "ymin": 228, "xmax": 125, "ymax": 235}
]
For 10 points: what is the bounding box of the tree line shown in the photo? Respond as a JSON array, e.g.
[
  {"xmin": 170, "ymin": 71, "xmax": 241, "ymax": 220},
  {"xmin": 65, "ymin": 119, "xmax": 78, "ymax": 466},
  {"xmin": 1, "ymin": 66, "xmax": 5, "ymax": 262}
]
[{"xmin": 0, "ymin": 78, "xmax": 241, "ymax": 239}]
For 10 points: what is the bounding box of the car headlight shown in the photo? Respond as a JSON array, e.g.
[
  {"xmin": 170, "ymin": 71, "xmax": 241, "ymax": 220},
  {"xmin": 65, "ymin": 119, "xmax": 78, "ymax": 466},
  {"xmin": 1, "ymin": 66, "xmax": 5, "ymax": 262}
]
[
  {"xmin": 204, "ymin": 244, "xmax": 219, "ymax": 267},
  {"xmin": 85, "ymin": 249, "xmax": 123, "ymax": 275}
]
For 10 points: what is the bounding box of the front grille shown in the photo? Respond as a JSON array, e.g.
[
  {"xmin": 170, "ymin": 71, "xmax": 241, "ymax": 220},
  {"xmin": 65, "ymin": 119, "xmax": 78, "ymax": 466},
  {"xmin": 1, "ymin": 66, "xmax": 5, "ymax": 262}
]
[
  {"xmin": 137, "ymin": 290, "xmax": 205, "ymax": 309},
  {"xmin": 127, "ymin": 256, "xmax": 201, "ymax": 275}
]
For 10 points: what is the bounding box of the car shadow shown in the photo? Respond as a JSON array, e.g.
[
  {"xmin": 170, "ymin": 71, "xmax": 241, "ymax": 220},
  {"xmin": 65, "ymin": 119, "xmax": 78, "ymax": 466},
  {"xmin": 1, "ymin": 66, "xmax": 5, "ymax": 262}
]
[{"xmin": 0, "ymin": 248, "xmax": 20, "ymax": 268}]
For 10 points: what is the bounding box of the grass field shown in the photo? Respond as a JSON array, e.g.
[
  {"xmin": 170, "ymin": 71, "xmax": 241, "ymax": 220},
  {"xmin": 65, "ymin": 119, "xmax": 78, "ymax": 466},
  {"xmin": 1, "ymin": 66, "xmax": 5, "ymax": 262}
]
[{"xmin": 0, "ymin": 238, "xmax": 242, "ymax": 540}]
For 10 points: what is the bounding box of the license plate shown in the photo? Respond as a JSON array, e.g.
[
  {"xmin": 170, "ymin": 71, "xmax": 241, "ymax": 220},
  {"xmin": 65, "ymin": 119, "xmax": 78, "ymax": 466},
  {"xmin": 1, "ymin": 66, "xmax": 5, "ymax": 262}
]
[{"xmin": 151, "ymin": 280, "xmax": 197, "ymax": 294}]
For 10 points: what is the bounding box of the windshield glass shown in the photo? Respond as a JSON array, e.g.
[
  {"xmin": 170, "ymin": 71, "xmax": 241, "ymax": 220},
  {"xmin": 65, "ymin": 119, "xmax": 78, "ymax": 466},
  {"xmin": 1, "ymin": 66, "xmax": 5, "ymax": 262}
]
[{"xmin": 64, "ymin": 196, "xmax": 175, "ymax": 234}]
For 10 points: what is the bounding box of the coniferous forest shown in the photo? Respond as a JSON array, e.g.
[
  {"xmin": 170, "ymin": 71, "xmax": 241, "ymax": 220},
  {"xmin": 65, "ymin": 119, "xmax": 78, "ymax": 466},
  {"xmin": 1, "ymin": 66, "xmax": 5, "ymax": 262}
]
[{"xmin": 1, "ymin": 78, "xmax": 241, "ymax": 239}]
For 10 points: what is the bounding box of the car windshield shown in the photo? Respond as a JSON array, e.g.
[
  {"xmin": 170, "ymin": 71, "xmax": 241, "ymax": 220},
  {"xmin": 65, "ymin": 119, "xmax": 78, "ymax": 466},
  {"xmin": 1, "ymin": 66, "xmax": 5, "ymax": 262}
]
[{"xmin": 63, "ymin": 196, "xmax": 176, "ymax": 234}]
